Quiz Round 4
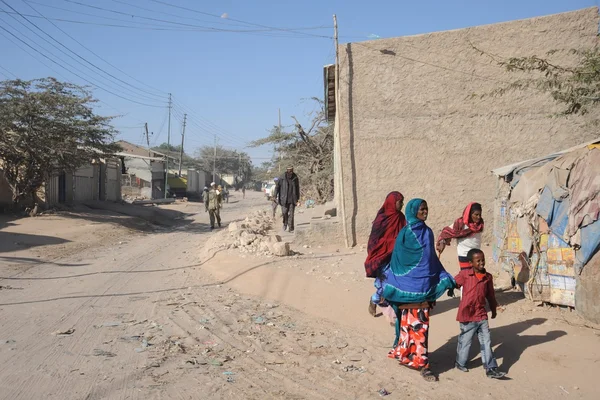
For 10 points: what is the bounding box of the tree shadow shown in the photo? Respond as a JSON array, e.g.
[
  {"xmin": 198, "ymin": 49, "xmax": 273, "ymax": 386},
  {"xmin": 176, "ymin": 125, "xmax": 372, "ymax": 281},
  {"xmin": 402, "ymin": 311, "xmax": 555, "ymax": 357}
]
[
  {"xmin": 431, "ymin": 318, "xmax": 567, "ymax": 374},
  {"xmin": 53, "ymin": 202, "xmax": 202, "ymax": 233},
  {"xmin": 0, "ymin": 255, "xmax": 88, "ymax": 267},
  {"xmin": 0, "ymin": 231, "xmax": 70, "ymax": 253}
]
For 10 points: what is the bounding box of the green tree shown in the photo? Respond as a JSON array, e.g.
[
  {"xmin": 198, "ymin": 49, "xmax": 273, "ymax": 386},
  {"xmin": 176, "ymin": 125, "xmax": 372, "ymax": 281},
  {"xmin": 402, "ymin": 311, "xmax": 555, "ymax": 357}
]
[
  {"xmin": 488, "ymin": 48, "xmax": 600, "ymax": 119},
  {"xmin": 194, "ymin": 145, "xmax": 252, "ymax": 183},
  {"xmin": 250, "ymin": 98, "xmax": 333, "ymax": 203},
  {"xmin": 0, "ymin": 78, "xmax": 120, "ymax": 207}
]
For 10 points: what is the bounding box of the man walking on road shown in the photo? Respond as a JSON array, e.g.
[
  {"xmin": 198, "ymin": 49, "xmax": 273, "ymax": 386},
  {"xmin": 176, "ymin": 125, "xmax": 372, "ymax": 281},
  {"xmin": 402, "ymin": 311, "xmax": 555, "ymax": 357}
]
[
  {"xmin": 205, "ymin": 182, "xmax": 222, "ymax": 230},
  {"xmin": 275, "ymin": 166, "xmax": 300, "ymax": 233}
]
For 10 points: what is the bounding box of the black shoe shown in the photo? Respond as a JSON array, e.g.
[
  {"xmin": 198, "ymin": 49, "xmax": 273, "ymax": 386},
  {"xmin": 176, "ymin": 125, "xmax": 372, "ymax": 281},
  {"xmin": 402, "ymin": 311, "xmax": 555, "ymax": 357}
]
[
  {"xmin": 486, "ymin": 368, "xmax": 506, "ymax": 379},
  {"xmin": 454, "ymin": 363, "xmax": 469, "ymax": 372},
  {"xmin": 210, "ymin": 226, "xmax": 214, "ymax": 230},
  {"xmin": 283, "ymin": 225, "xmax": 287, "ymax": 232},
  {"xmin": 289, "ymin": 229, "xmax": 294, "ymax": 233},
  {"xmin": 218, "ymin": 222, "xmax": 221, "ymax": 228}
]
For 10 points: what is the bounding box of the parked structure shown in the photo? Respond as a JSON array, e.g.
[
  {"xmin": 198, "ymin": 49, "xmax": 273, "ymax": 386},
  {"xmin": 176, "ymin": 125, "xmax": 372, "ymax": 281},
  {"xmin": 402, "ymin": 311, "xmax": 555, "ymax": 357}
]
[
  {"xmin": 326, "ymin": 7, "xmax": 599, "ymax": 247},
  {"xmin": 45, "ymin": 157, "xmax": 122, "ymax": 206},
  {"xmin": 491, "ymin": 139, "xmax": 600, "ymax": 322},
  {"xmin": 119, "ymin": 152, "xmax": 166, "ymax": 200},
  {"xmin": 187, "ymin": 168, "xmax": 211, "ymax": 198}
]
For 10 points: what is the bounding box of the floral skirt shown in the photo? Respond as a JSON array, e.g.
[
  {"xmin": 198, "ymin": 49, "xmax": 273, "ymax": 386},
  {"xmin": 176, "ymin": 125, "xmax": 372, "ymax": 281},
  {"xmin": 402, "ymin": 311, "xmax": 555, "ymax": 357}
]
[{"xmin": 388, "ymin": 308, "xmax": 430, "ymax": 370}]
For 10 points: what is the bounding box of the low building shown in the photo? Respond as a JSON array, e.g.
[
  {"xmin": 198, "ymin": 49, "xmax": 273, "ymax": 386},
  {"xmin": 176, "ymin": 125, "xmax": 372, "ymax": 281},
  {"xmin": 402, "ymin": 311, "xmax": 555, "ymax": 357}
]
[
  {"xmin": 491, "ymin": 138, "xmax": 600, "ymax": 322},
  {"xmin": 118, "ymin": 152, "xmax": 166, "ymax": 200},
  {"xmin": 45, "ymin": 157, "xmax": 122, "ymax": 206},
  {"xmin": 326, "ymin": 7, "xmax": 599, "ymax": 247}
]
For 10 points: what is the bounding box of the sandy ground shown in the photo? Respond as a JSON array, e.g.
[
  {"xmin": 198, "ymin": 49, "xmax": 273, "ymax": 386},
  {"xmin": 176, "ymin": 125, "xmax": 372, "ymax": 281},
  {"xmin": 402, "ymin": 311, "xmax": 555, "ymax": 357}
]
[{"xmin": 1, "ymin": 191, "xmax": 599, "ymax": 399}]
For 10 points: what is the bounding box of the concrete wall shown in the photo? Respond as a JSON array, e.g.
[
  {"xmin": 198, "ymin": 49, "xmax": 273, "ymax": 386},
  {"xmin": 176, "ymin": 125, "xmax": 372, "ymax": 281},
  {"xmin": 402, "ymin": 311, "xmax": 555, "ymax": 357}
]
[{"xmin": 336, "ymin": 7, "xmax": 599, "ymax": 246}]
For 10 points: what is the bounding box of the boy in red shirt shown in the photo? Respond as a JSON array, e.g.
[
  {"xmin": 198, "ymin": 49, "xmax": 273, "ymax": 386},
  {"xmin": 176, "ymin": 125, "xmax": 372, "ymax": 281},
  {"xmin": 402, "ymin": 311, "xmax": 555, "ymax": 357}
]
[{"xmin": 454, "ymin": 248, "xmax": 506, "ymax": 379}]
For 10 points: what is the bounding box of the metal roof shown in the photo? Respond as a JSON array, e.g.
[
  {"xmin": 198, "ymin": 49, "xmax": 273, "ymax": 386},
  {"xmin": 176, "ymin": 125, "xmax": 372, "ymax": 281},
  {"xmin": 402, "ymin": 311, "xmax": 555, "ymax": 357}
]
[{"xmin": 491, "ymin": 137, "xmax": 600, "ymax": 177}]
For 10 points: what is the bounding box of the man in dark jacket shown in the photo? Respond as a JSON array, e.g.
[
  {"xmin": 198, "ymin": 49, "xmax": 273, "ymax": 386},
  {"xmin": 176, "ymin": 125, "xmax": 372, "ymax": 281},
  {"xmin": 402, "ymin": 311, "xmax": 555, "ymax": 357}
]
[{"xmin": 275, "ymin": 166, "xmax": 300, "ymax": 233}]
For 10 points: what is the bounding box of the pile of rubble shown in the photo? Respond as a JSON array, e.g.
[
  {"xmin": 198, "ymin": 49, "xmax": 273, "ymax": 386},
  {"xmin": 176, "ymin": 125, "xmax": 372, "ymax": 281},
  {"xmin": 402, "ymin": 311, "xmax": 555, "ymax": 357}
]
[{"xmin": 227, "ymin": 210, "xmax": 291, "ymax": 257}]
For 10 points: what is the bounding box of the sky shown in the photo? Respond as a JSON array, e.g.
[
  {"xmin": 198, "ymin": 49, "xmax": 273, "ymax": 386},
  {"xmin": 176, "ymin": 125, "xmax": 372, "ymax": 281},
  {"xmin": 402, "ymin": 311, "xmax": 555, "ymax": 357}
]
[{"xmin": 1, "ymin": 0, "xmax": 598, "ymax": 165}]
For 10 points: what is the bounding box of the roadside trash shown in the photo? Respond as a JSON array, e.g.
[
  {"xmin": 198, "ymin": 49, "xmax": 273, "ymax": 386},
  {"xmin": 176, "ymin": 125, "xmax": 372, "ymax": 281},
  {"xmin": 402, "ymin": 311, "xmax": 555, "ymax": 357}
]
[
  {"xmin": 119, "ymin": 335, "xmax": 142, "ymax": 342},
  {"xmin": 185, "ymin": 357, "xmax": 207, "ymax": 366},
  {"xmin": 53, "ymin": 328, "xmax": 75, "ymax": 336},
  {"xmin": 342, "ymin": 365, "xmax": 366, "ymax": 373},
  {"xmin": 223, "ymin": 371, "xmax": 235, "ymax": 375},
  {"xmin": 2, "ymin": 339, "xmax": 16, "ymax": 344},
  {"xmin": 305, "ymin": 200, "xmax": 315, "ymax": 208},
  {"xmin": 198, "ymin": 318, "xmax": 210, "ymax": 324},
  {"xmin": 149, "ymin": 362, "xmax": 160, "ymax": 368},
  {"xmin": 93, "ymin": 349, "xmax": 116, "ymax": 357},
  {"xmin": 226, "ymin": 376, "xmax": 235, "ymax": 383},
  {"xmin": 378, "ymin": 388, "xmax": 390, "ymax": 397},
  {"xmin": 95, "ymin": 322, "xmax": 121, "ymax": 328},
  {"xmin": 253, "ymin": 316, "xmax": 266, "ymax": 324},
  {"xmin": 0, "ymin": 285, "xmax": 22, "ymax": 290},
  {"xmin": 332, "ymin": 359, "xmax": 342, "ymax": 364},
  {"xmin": 209, "ymin": 360, "xmax": 223, "ymax": 366}
]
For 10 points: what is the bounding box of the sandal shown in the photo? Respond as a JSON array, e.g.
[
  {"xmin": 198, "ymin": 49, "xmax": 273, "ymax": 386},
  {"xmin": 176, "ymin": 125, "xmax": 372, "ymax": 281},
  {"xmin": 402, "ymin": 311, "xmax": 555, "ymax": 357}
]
[
  {"xmin": 368, "ymin": 301, "xmax": 377, "ymax": 317},
  {"xmin": 420, "ymin": 368, "xmax": 438, "ymax": 382}
]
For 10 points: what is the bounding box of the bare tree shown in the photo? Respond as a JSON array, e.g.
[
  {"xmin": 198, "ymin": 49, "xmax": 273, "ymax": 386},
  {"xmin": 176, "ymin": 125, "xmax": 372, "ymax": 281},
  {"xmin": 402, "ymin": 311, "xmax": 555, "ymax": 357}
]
[{"xmin": 250, "ymin": 98, "xmax": 333, "ymax": 203}]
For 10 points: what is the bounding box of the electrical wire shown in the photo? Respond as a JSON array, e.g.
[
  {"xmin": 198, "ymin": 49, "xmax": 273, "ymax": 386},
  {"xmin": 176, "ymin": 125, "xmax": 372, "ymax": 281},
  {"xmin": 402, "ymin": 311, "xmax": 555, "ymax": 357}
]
[
  {"xmin": 0, "ymin": 63, "xmax": 17, "ymax": 78},
  {"xmin": 148, "ymin": 0, "xmax": 333, "ymax": 39},
  {"xmin": 0, "ymin": 7, "xmax": 167, "ymax": 106},
  {"xmin": 62, "ymin": 0, "xmax": 329, "ymax": 36},
  {"xmin": 0, "ymin": 16, "xmax": 165, "ymax": 108},
  {"xmin": 110, "ymin": 0, "xmax": 330, "ymax": 31},
  {"xmin": 10, "ymin": 1, "xmax": 168, "ymax": 102}
]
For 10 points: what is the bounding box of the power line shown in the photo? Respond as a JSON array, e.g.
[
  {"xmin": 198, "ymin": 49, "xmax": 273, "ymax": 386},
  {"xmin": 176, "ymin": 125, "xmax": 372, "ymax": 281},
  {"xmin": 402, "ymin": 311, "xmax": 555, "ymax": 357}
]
[
  {"xmin": 62, "ymin": 0, "xmax": 329, "ymax": 36},
  {"xmin": 9, "ymin": 1, "xmax": 167, "ymax": 101},
  {"xmin": 350, "ymin": 40, "xmax": 510, "ymax": 85},
  {"xmin": 0, "ymin": 7, "xmax": 166, "ymax": 105},
  {"xmin": 172, "ymin": 100, "xmax": 250, "ymax": 144},
  {"xmin": 0, "ymin": 15, "xmax": 165, "ymax": 108},
  {"xmin": 111, "ymin": 0, "xmax": 329, "ymax": 31},
  {"xmin": 148, "ymin": 0, "xmax": 332, "ymax": 39},
  {"xmin": 0, "ymin": 63, "xmax": 17, "ymax": 78}
]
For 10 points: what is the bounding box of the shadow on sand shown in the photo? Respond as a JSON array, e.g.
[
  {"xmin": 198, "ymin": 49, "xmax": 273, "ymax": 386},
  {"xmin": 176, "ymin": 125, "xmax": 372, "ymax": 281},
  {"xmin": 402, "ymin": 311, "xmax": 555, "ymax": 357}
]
[{"xmin": 432, "ymin": 317, "xmax": 567, "ymax": 374}]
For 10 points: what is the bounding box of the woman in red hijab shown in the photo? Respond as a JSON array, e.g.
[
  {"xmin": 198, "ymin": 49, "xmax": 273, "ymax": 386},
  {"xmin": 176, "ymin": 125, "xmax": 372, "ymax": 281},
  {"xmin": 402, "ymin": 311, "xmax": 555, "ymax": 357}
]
[
  {"xmin": 436, "ymin": 202, "xmax": 484, "ymax": 269},
  {"xmin": 365, "ymin": 191, "xmax": 406, "ymax": 316}
]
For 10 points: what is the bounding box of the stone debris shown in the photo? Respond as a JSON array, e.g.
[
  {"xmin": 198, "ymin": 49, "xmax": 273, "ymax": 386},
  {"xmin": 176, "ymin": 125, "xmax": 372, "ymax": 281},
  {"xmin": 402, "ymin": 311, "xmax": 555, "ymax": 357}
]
[{"xmin": 225, "ymin": 210, "xmax": 292, "ymax": 257}]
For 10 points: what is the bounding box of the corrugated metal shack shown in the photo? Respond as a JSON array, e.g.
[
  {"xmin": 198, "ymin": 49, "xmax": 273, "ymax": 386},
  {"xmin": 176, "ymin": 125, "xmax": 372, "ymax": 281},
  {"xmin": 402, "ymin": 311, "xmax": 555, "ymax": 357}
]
[{"xmin": 491, "ymin": 139, "xmax": 600, "ymax": 316}]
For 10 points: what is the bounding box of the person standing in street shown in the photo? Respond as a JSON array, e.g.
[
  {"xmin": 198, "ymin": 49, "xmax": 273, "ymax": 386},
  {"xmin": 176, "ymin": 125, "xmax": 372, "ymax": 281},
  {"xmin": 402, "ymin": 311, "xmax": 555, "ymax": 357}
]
[
  {"xmin": 270, "ymin": 177, "xmax": 279, "ymax": 218},
  {"xmin": 275, "ymin": 166, "xmax": 300, "ymax": 233},
  {"xmin": 202, "ymin": 186, "xmax": 209, "ymax": 212},
  {"xmin": 205, "ymin": 182, "xmax": 222, "ymax": 230}
]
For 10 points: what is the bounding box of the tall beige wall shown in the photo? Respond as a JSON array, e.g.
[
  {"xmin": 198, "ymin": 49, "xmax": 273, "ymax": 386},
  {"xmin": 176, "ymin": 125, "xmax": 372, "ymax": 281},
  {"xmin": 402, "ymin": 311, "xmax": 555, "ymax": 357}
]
[{"xmin": 336, "ymin": 7, "xmax": 599, "ymax": 246}]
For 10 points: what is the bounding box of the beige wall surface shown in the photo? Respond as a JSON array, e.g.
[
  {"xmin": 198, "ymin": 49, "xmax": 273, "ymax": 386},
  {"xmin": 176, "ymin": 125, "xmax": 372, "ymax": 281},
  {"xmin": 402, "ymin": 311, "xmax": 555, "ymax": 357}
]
[{"xmin": 336, "ymin": 7, "xmax": 599, "ymax": 246}]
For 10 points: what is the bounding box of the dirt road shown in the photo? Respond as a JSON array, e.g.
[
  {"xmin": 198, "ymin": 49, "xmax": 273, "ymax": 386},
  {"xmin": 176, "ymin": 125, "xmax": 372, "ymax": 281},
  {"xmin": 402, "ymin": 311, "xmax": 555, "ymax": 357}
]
[{"xmin": 1, "ymin": 191, "xmax": 599, "ymax": 399}]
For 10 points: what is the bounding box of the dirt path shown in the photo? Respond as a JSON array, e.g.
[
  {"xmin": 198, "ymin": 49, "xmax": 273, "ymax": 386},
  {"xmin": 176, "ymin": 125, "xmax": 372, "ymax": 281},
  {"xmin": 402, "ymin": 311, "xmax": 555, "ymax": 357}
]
[
  {"xmin": 198, "ymin": 229, "xmax": 600, "ymax": 399},
  {"xmin": 2, "ymin": 192, "xmax": 599, "ymax": 399}
]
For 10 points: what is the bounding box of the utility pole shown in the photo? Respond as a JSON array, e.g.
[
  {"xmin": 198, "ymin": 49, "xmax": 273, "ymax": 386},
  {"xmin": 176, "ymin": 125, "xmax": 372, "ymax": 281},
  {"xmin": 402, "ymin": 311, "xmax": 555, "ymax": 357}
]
[
  {"xmin": 278, "ymin": 108, "xmax": 282, "ymax": 173},
  {"xmin": 178, "ymin": 113, "xmax": 186, "ymax": 176},
  {"xmin": 165, "ymin": 93, "xmax": 172, "ymax": 198},
  {"xmin": 212, "ymin": 134, "xmax": 217, "ymax": 184},
  {"xmin": 333, "ymin": 14, "xmax": 349, "ymax": 247},
  {"xmin": 144, "ymin": 122, "xmax": 151, "ymax": 157}
]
